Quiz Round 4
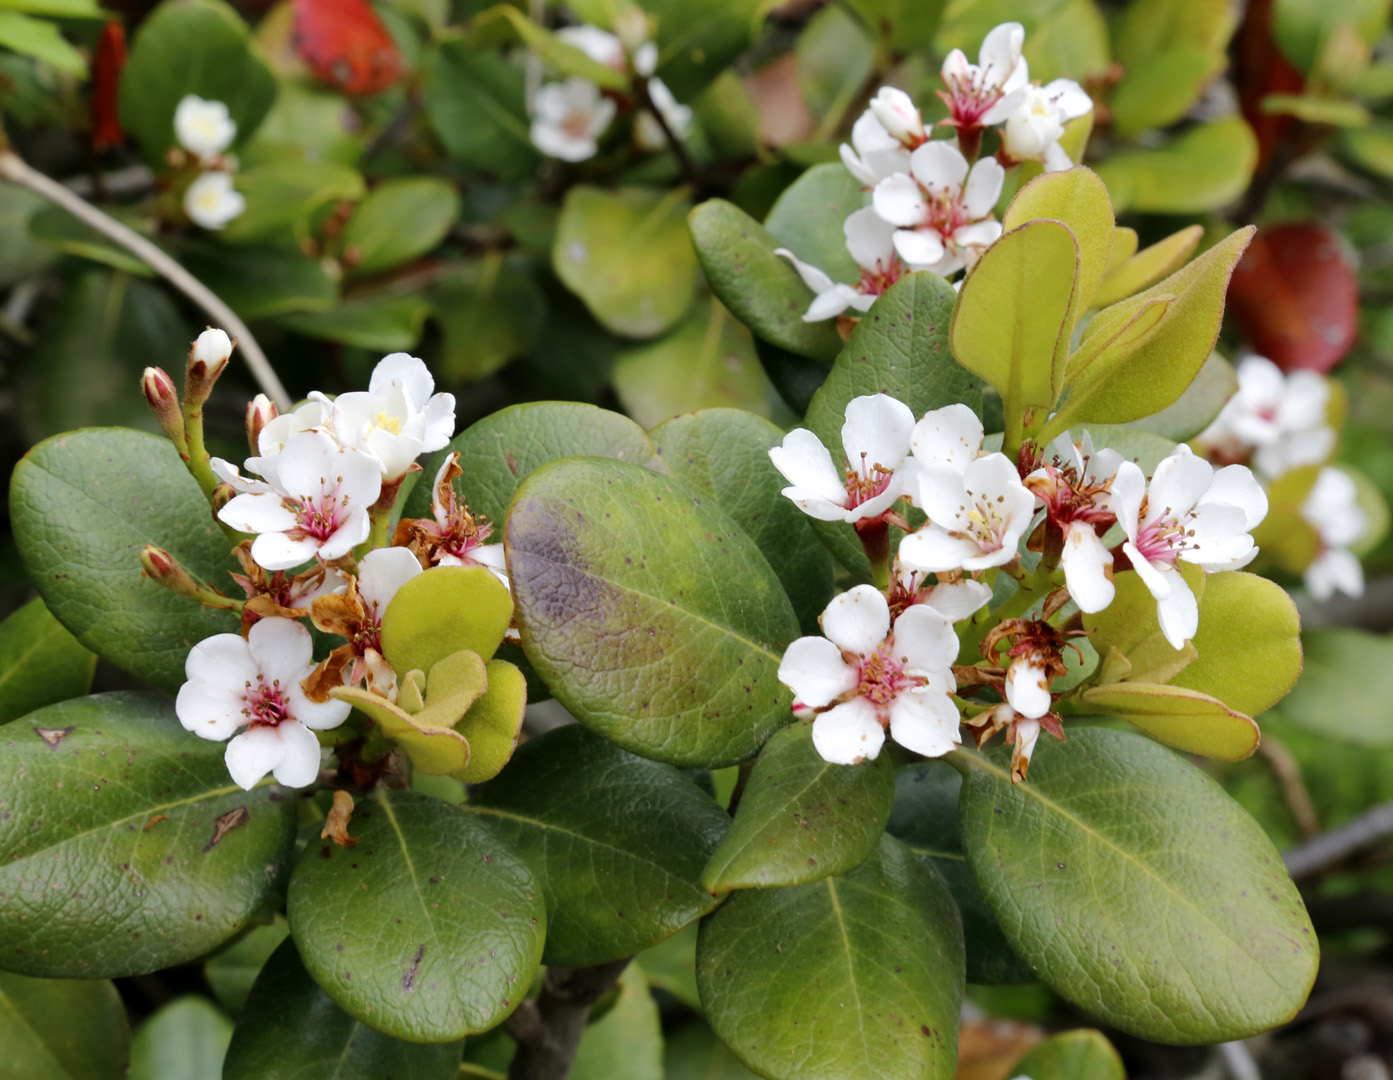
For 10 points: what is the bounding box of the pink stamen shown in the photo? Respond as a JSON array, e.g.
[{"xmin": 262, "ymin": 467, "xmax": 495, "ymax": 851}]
[
  {"xmin": 242, "ymin": 675, "xmax": 292, "ymax": 728},
  {"xmin": 287, "ymin": 476, "xmax": 350, "ymax": 543},
  {"xmin": 855, "ymin": 642, "xmax": 927, "ymax": 722}
]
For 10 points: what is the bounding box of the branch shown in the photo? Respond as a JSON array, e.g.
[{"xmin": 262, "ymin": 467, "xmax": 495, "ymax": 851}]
[
  {"xmin": 1284, "ymin": 798, "xmax": 1393, "ymax": 881},
  {"xmin": 633, "ymin": 78, "xmax": 700, "ymax": 189},
  {"xmin": 0, "ymin": 148, "xmax": 291, "ymax": 410},
  {"xmin": 505, "ymin": 959, "xmax": 631, "ymax": 1080}
]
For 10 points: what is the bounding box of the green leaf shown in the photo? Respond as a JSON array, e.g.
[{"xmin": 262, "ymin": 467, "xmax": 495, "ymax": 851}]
[
  {"xmin": 0, "ymin": 10, "xmax": 85, "ymax": 75},
  {"xmin": 129, "ymin": 997, "xmax": 232, "ymax": 1080},
  {"xmin": 218, "ymin": 161, "xmax": 365, "ymax": 248},
  {"xmin": 1001, "ymin": 167, "xmax": 1115, "ymax": 314},
  {"xmin": 239, "ymin": 81, "xmax": 364, "ymax": 169},
  {"xmin": 467, "ymin": 4, "xmax": 629, "ymax": 89},
  {"xmin": 887, "ymin": 760, "xmax": 1033, "ymax": 985},
  {"xmin": 452, "ymin": 659, "xmax": 527, "ymax": 784},
  {"xmin": 959, "ymin": 727, "xmax": 1318, "ymax": 1043},
  {"xmin": 1008, "ymin": 1029, "xmax": 1125, "ymax": 1080},
  {"xmin": 276, "ymin": 292, "xmax": 429, "ymax": 352},
  {"xmin": 382, "ymin": 566, "xmax": 513, "ymax": 676},
  {"xmin": 1262, "ymin": 92, "xmax": 1370, "ymax": 126},
  {"xmin": 645, "ymin": 0, "xmax": 772, "ymax": 99},
  {"xmin": 1095, "ymin": 118, "xmax": 1258, "ymax": 214},
  {"xmin": 697, "ymin": 834, "xmax": 964, "ymax": 1080},
  {"xmin": 796, "ymin": 6, "xmax": 874, "ymax": 135},
  {"xmin": 0, "ymin": 184, "xmax": 57, "ymax": 288},
  {"xmin": 29, "ymin": 205, "xmax": 156, "ymax": 276},
  {"xmin": 286, "ymin": 787, "xmax": 546, "ymax": 1042},
  {"xmin": 203, "ymin": 922, "xmax": 288, "ymax": 1017},
  {"xmin": 1067, "ymin": 425, "xmax": 1178, "ymax": 476},
  {"xmin": 431, "ymin": 256, "xmax": 544, "ymax": 382},
  {"xmin": 1274, "ymin": 0, "xmax": 1390, "ymax": 73},
  {"xmin": 553, "ymin": 186, "xmax": 697, "ymax": 339},
  {"xmin": 0, "ymin": 693, "xmax": 297, "ymax": 978},
  {"xmin": 222, "ymin": 938, "xmax": 463, "ymax": 1080},
  {"xmin": 1281, "ymin": 629, "xmax": 1393, "ymax": 745},
  {"xmin": 10, "ymin": 429, "xmax": 240, "ymax": 694},
  {"xmin": 0, "ymin": 0, "xmax": 106, "ymax": 17},
  {"xmin": 650, "ymin": 407, "xmax": 835, "ymax": 634},
  {"xmin": 0, "ymin": 597, "xmax": 95, "ymax": 725},
  {"xmin": 702, "ymin": 723, "xmax": 893, "ymax": 892},
  {"xmin": 951, "ymin": 219, "xmax": 1080, "ymax": 423},
  {"xmin": 470, "ymin": 720, "xmax": 729, "ymax": 966},
  {"xmin": 1118, "ymin": 351, "xmax": 1234, "ymax": 442},
  {"xmin": 636, "ymin": 924, "xmax": 700, "ymax": 1010},
  {"xmin": 1110, "ymin": 48, "xmax": 1220, "ymax": 138},
  {"xmin": 422, "ymin": 43, "xmax": 537, "ymax": 179},
  {"xmin": 0, "ymin": 972, "xmax": 130, "ymax": 1080},
  {"xmin": 118, "ymin": 0, "xmax": 276, "ymax": 166},
  {"xmin": 179, "ymin": 243, "xmax": 336, "ymax": 321},
  {"xmin": 569, "ymin": 965, "xmax": 664, "ymax": 1080},
  {"xmin": 764, "ymin": 165, "xmax": 868, "ymax": 285},
  {"xmin": 664, "ymin": 1020, "xmax": 761, "ymax": 1080},
  {"xmin": 613, "ymin": 299, "xmax": 775, "ymax": 428},
  {"xmin": 342, "ymin": 178, "xmax": 460, "ymax": 278},
  {"xmin": 1079, "ymin": 682, "xmax": 1260, "ymax": 760},
  {"xmin": 842, "ymin": 0, "xmax": 944, "ymax": 49},
  {"xmin": 688, "ymin": 198, "xmax": 844, "ymax": 363},
  {"xmin": 1082, "ymin": 567, "xmax": 1201, "ymax": 687},
  {"xmin": 1043, "ymin": 226, "xmax": 1254, "ymax": 435},
  {"xmin": 506, "ymin": 458, "xmax": 799, "ymax": 767}
]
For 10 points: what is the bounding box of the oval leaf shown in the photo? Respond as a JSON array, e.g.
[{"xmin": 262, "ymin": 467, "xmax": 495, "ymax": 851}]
[
  {"xmin": 0, "ymin": 971, "xmax": 130, "ymax": 1080},
  {"xmin": 1002, "ymin": 167, "xmax": 1115, "ymax": 313},
  {"xmin": 0, "ymin": 693, "xmax": 296, "ymax": 978},
  {"xmin": 1281, "ymin": 628, "xmax": 1393, "ymax": 746},
  {"xmin": 697, "ymin": 834, "xmax": 964, "ymax": 1080},
  {"xmin": 1008, "ymin": 1029, "xmax": 1125, "ymax": 1080},
  {"xmin": 960, "ymin": 727, "xmax": 1318, "ymax": 1043},
  {"xmin": 506, "ymin": 458, "xmax": 799, "ymax": 767},
  {"xmin": 702, "ymin": 722, "xmax": 893, "ymax": 893},
  {"xmin": 342, "ymin": 177, "xmax": 461, "ymax": 278},
  {"xmin": 381, "ymin": 566, "xmax": 513, "ymax": 676},
  {"xmin": 1079, "ymin": 681, "xmax": 1260, "ymax": 760},
  {"xmin": 129, "ymin": 997, "xmax": 231, "ymax": 1080},
  {"xmin": 286, "ymin": 788, "xmax": 545, "ymax": 1042},
  {"xmin": 0, "ymin": 597, "xmax": 95, "ymax": 725},
  {"xmin": 764, "ymin": 163, "xmax": 867, "ymax": 284}
]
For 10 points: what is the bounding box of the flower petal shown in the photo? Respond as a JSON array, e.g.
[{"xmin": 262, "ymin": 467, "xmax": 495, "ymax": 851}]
[
  {"xmin": 246, "ymin": 617, "xmax": 314, "ymax": 682},
  {"xmin": 872, "ymin": 174, "xmax": 926, "ymax": 228},
  {"xmin": 358, "ymin": 546, "xmax": 424, "ymax": 613},
  {"xmin": 820, "ymin": 584, "xmax": 890, "ymax": 657},
  {"xmin": 909, "ymin": 139, "xmax": 969, "ymax": 195},
  {"xmin": 1061, "ymin": 522, "xmax": 1114, "ymax": 614},
  {"xmin": 224, "ymin": 725, "xmax": 286, "ymax": 790},
  {"xmin": 1154, "ymin": 568, "xmax": 1199, "ymax": 649},
  {"xmin": 843, "ymin": 207, "xmax": 898, "ymax": 271},
  {"xmin": 961, "ymin": 158, "xmax": 1005, "ymax": 219},
  {"xmin": 1200, "ymin": 465, "xmax": 1268, "ymax": 530},
  {"xmin": 1005, "ymin": 658, "xmax": 1052, "ymax": 719},
  {"xmin": 769, "ymin": 429, "xmax": 847, "ymax": 507},
  {"xmin": 1145, "ymin": 446, "xmax": 1212, "ymax": 527},
  {"xmin": 778, "ymin": 636, "xmax": 858, "ymax": 709},
  {"xmin": 888, "ymin": 689, "xmax": 961, "ymax": 757},
  {"xmin": 911, "ymin": 403, "xmax": 983, "ymax": 472},
  {"xmin": 842, "ymin": 394, "xmax": 916, "ymax": 475},
  {"xmin": 897, "ymin": 524, "xmax": 987, "ymax": 574},
  {"xmin": 774, "ymin": 248, "xmax": 836, "ymax": 296},
  {"xmin": 921, "ymin": 579, "xmax": 992, "ymax": 621},
  {"xmin": 893, "ymin": 229, "xmax": 947, "ymax": 268},
  {"xmin": 269, "ymin": 720, "xmax": 323, "ymax": 787},
  {"xmin": 812, "ymin": 700, "xmax": 886, "ymax": 764},
  {"xmin": 891, "ymin": 604, "xmax": 958, "ymax": 672}
]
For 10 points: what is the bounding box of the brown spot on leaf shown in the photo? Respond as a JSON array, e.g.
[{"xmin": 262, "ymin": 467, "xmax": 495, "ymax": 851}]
[
  {"xmin": 202, "ymin": 807, "xmax": 249, "ymax": 852},
  {"xmin": 403, "ymin": 944, "xmax": 424, "ymax": 990},
  {"xmin": 35, "ymin": 726, "xmax": 74, "ymax": 749},
  {"xmin": 142, "ymin": 815, "xmax": 168, "ymax": 832}
]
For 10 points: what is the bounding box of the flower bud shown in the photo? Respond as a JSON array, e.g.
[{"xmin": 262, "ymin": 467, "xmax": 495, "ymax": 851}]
[
  {"xmin": 141, "ymin": 366, "xmax": 186, "ymax": 445},
  {"xmin": 211, "ymin": 482, "xmax": 236, "ymax": 513},
  {"xmin": 245, "ymin": 393, "xmax": 277, "ymax": 456},
  {"xmin": 868, "ymin": 87, "xmax": 924, "ymax": 146},
  {"xmin": 185, "ymin": 328, "xmax": 233, "ymax": 404},
  {"xmin": 141, "ymin": 545, "xmax": 201, "ymax": 598}
]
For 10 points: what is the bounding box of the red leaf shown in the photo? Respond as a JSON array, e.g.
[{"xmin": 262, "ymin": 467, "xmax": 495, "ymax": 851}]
[
  {"xmin": 1234, "ymin": 0, "xmax": 1304, "ymax": 174},
  {"xmin": 291, "ymin": 0, "xmax": 401, "ymax": 97},
  {"xmin": 91, "ymin": 21, "xmax": 127, "ymax": 151},
  {"xmin": 1227, "ymin": 223, "xmax": 1358, "ymax": 373}
]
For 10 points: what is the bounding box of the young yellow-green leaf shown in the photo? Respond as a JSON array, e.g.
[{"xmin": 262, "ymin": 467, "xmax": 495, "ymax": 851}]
[
  {"xmin": 381, "ymin": 566, "xmax": 513, "ymax": 676},
  {"xmin": 1008, "ymin": 1029, "xmax": 1125, "ymax": 1080},
  {"xmin": 0, "ymin": 597, "xmax": 95, "ymax": 725},
  {"xmin": 453, "ymin": 659, "xmax": 526, "ymax": 784},
  {"xmin": 331, "ymin": 680, "xmax": 474, "ymax": 777},
  {"xmin": 1168, "ymin": 571, "xmax": 1302, "ymax": 718},
  {"xmin": 764, "ymin": 162, "xmax": 868, "ymax": 283},
  {"xmin": 1091, "ymin": 225, "xmax": 1204, "ymax": 309},
  {"xmin": 697, "ymin": 834, "xmax": 965, "ymax": 1080},
  {"xmin": 960, "ymin": 728, "xmax": 1317, "ymax": 1043},
  {"xmin": 341, "ymin": 178, "xmax": 460, "ymax": 278},
  {"xmin": 1001, "ymin": 167, "xmax": 1114, "ymax": 313},
  {"xmin": 1281, "ymin": 629, "xmax": 1393, "ymax": 746},
  {"xmin": 554, "ymin": 186, "xmax": 697, "ymax": 339},
  {"xmin": 701, "ymin": 722, "xmax": 894, "ymax": 893},
  {"xmin": 1096, "ymin": 118, "xmax": 1258, "ymax": 214},
  {"xmin": 1119, "ymin": 351, "xmax": 1235, "ymax": 442},
  {"xmin": 468, "ymin": 725, "xmax": 730, "ymax": 966},
  {"xmin": 0, "ymin": 10, "xmax": 86, "ymax": 74},
  {"xmin": 467, "ymin": 4, "xmax": 629, "ymax": 90},
  {"xmin": 506, "ymin": 458, "xmax": 799, "ymax": 767},
  {"xmin": 203, "ymin": 922, "xmax": 288, "ymax": 1018},
  {"xmin": 1110, "ymin": 49, "xmax": 1220, "ymax": 138},
  {"xmin": 1080, "ymin": 681, "xmax": 1260, "ymax": 760},
  {"xmin": 222, "ymin": 939, "xmax": 462, "ymax": 1080},
  {"xmin": 286, "ymin": 788, "xmax": 546, "ymax": 1042},
  {"xmin": 688, "ymin": 199, "xmax": 844, "ymax": 363},
  {"xmin": 129, "ymin": 997, "xmax": 231, "ymax": 1080},
  {"xmin": 1108, "ymin": 226, "xmax": 1139, "ymax": 270},
  {"xmin": 950, "ymin": 219, "xmax": 1080, "ymax": 427},
  {"xmin": 0, "ymin": 972, "xmax": 129, "ymax": 1080},
  {"xmin": 1082, "ymin": 568, "xmax": 1202, "ymax": 686},
  {"xmin": 0, "ymin": 693, "xmax": 297, "ymax": 978},
  {"xmin": 1062, "ymin": 293, "xmax": 1173, "ymax": 389}
]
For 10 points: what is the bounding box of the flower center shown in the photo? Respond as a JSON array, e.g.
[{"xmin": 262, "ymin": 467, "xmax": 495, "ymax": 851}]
[
  {"xmin": 856, "ymin": 642, "xmax": 926, "ymax": 715},
  {"xmin": 956, "ymin": 487, "xmax": 1013, "ymax": 551},
  {"xmin": 920, "ymin": 187, "xmax": 971, "ymax": 244},
  {"xmin": 844, "ymin": 455, "xmax": 894, "ymax": 508},
  {"xmin": 561, "ymin": 110, "xmax": 593, "ymax": 140},
  {"xmin": 372, "ymin": 411, "xmax": 403, "ymax": 436},
  {"xmin": 858, "ymin": 258, "xmax": 908, "ymax": 298},
  {"xmin": 288, "ymin": 477, "xmax": 349, "ymax": 542},
  {"xmin": 243, "ymin": 675, "xmax": 292, "ymax": 728},
  {"xmin": 1133, "ymin": 503, "xmax": 1198, "ymax": 565},
  {"xmin": 941, "ymin": 73, "xmax": 1008, "ymax": 129}
]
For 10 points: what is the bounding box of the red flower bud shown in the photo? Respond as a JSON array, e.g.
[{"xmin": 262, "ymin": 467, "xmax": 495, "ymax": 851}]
[{"xmin": 141, "ymin": 366, "xmax": 185, "ymax": 444}]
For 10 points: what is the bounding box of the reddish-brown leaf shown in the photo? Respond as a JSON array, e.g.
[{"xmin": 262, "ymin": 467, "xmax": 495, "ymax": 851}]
[
  {"xmin": 1227, "ymin": 223, "xmax": 1358, "ymax": 373},
  {"xmin": 91, "ymin": 21, "xmax": 127, "ymax": 151},
  {"xmin": 291, "ymin": 0, "xmax": 401, "ymax": 97},
  {"xmin": 1234, "ymin": 0, "xmax": 1304, "ymax": 173}
]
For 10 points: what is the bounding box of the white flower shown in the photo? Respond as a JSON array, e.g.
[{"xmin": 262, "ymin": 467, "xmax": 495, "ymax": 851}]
[
  {"xmin": 895, "ymin": 563, "xmax": 994, "ymax": 622},
  {"xmin": 1195, "ymin": 355, "xmax": 1334, "ymax": 479},
  {"xmin": 778, "ymin": 585, "xmax": 960, "ymax": 764},
  {"xmin": 218, "ymin": 430, "xmax": 383, "ymax": 571},
  {"xmin": 316, "ymin": 353, "xmax": 455, "ymax": 482},
  {"xmin": 1005, "ymin": 658, "xmax": 1052, "ymax": 718},
  {"xmin": 176, "ymin": 617, "xmax": 349, "ymax": 789},
  {"xmin": 840, "ymin": 109, "xmax": 913, "ymax": 187},
  {"xmin": 193, "ymin": 328, "xmax": 232, "ymax": 368},
  {"xmin": 418, "ymin": 452, "xmax": 509, "ymax": 586},
  {"xmin": 900, "ymin": 453, "xmax": 1035, "ymax": 572},
  {"xmin": 1301, "ymin": 466, "xmax": 1367, "ymax": 601},
  {"xmin": 635, "ymin": 78, "xmax": 692, "ymax": 150},
  {"xmin": 872, "ymin": 141, "xmax": 1004, "ymax": 276},
  {"xmin": 530, "ymin": 78, "xmax": 617, "ymax": 161},
  {"xmin": 1001, "ymin": 79, "xmax": 1093, "ymax": 171},
  {"xmin": 174, "ymin": 94, "xmax": 236, "ymax": 160},
  {"xmin": 1111, "ymin": 446, "xmax": 1268, "ymax": 648},
  {"xmin": 868, "ymin": 86, "xmax": 926, "ymax": 146},
  {"xmin": 769, "ymin": 393, "xmax": 917, "ymax": 523},
  {"xmin": 939, "ymin": 22, "xmax": 1030, "ymax": 131},
  {"xmin": 184, "ymin": 171, "xmax": 245, "ymax": 230},
  {"xmin": 355, "ymin": 547, "xmax": 423, "ymax": 626},
  {"xmin": 910, "ymin": 403, "xmax": 986, "ymax": 473},
  {"xmin": 213, "ymin": 398, "xmax": 332, "ymax": 498},
  {"xmin": 557, "ymin": 24, "xmax": 626, "ymax": 68},
  {"xmin": 776, "ymin": 208, "xmax": 913, "ymax": 322}
]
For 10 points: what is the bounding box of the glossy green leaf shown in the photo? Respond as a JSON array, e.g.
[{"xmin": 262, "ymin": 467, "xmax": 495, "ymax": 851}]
[
  {"xmin": 179, "ymin": 244, "xmax": 336, "ymax": 321},
  {"xmin": 636, "ymin": 924, "xmax": 700, "ymax": 1010},
  {"xmin": 1119, "ymin": 351, "xmax": 1235, "ymax": 442},
  {"xmin": 342, "ymin": 178, "xmax": 460, "ymax": 278},
  {"xmin": 688, "ymin": 198, "xmax": 843, "ymax": 363},
  {"xmin": 469, "ymin": 723, "xmax": 729, "ymax": 966},
  {"xmin": 1079, "ymin": 682, "xmax": 1260, "ymax": 760},
  {"xmin": 1008, "ymin": 1029, "xmax": 1125, "ymax": 1080},
  {"xmin": 287, "ymin": 787, "xmax": 546, "ymax": 1042},
  {"xmin": 951, "ymin": 219, "xmax": 1080, "ymax": 423},
  {"xmin": 1274, "ymin": 0, "xmax": 1390, "ymax": 73},
  {"xmin": 664, "ymin": 1020, "xmax": 761, "ymax": 1080},
  {"xmin": 0, "ymin": 693, "xmax": 296, "ymax": 978},
  {"xmin": 613, "ymin": 299, "xmax": 774, "ymax": 428},
  {"xmin": 796, "ymin": 5, "xmax": 874, "ymax": 133},
  {"xmin": 276, "ymin": 293, "xmax": 429, "ymax": 352},
  {"xmin": 506, "ymin": 458, "xmax": 799, "ymax": 767},
  {"xmin": 1001, "ymin": 167, "xmax": 1114, "ymax": 313},
  {"xmin": 203, "ymin": 922, "xmax": 288, "ymax": 1017},
  {"xmin": 468, "ymin": 4, "xmax": 629, "ymax": 90},
  {"xmin": 1092, "ymin": 225, "xmax": 1202, "ymax": 310},
  {"xmin": 118, "ymin": 0, "xmax": 276, "ymax": 166},
  {"xmin": 0, "ymin": 597, "xmax": 95, "ymax": 725},
  {"xmin": 129, "ymin": 997, "xmax": 231, "ymax": 1080},
  {"xmin": 222, "ymin": 938, "xmax": 462, "ymax": 1080},
  {"xmin": 1096, "ymin": 118, "xmax": 1258, "ymax": 214},
  {"xmin": 1282, "ymin": 629, "xmax": 1393, "ymax": 745},
  {"xmin": 702, "ymin": 722, "xmax": 893, "ymax": 892},
  {"xmin": 645, "ymin": 0, "xmax": 771, "ymax": 99},
  {"xmin": 422, "ymin": 43, "xmax": 537, "ymax": 179},
  {"xmin": 569, "ymin": 964, "xmax": 663, "ymax": 1080},
  {"xmin": 764, "ymin": 164, "xmax": 867, "ymax": 286},
  {"xmin": 650, "ymin": 408, "xmax": 835, "ymax": 634},
  {"xmin": 10, "ymin": 428, "xmax": 240, "ymax": 693},
  {"xmin": 219, "ymin": 161, "xmax": 365, "ymax": 247},
  {"xmin": 887, "ymin": 760, "xmax": 1033, "ymax": 985},
  {"xmin": 0, "ymin": 972, "xmax": 129, "ymax": 1080},
  {"xmin": 959, "ymin": 727, "xmax": 1318, "ymax": 1043},
  {"xmin": 554, "ymin": 186, "xmax": 697, "ymax": 339},
  {"xmin": 431, "ymin": 256, "xmax": 544, "ymax": 382},
  {"xmin": 0, "ymin": 10, "xmax": 85, "ymax": 75},
  {"xmin": 697, "ymin": 834, "xmax": 964, "ymax": 1080},
  {"xmin": 1110, "ymin": 48, "xmax": 1218, "ymax": 138},
  {"xmin": 239, "ymin": 81, "xmax": 363, "ymax": 168}
]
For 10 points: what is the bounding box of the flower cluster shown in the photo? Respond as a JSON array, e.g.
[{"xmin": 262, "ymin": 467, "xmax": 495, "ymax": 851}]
[
  {"xmin": 782, "ymin": 22, "xmax": 1093, "ymax": 322},
  {"xmin": 772, "ymin": 393, "xmax": 1268, "ymax": 779},
  {"xmin": 530, "ymin": 14, "xmax": 691, "ymax": 162},
  {"xmin": 173, "ymin": 95, "xmax": 245, "ymax": 230}
]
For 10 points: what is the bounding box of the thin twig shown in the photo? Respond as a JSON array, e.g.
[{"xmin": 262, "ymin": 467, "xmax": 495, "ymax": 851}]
[
  {"xmin": 633, "ymin": 78, "xmax": 700, "ymax": 188},
  {"xmin": 1218, "ymin": 1040, "xmax": 1263, "ymax": 1080},
  {"xmin": 1257, "ymin": 735, "xmax": 1320, "ymax": 841},
  {"xmin": 0, "ymin": 148, "xmax": 291, "ymax": 409},
  {"xmin": 506, "ymin": 959, "xmax": 631, "ymax": 1080},
  {"xmin": 1284, "ymin": 798, "xmax": 1393, "ymax": 881}
]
